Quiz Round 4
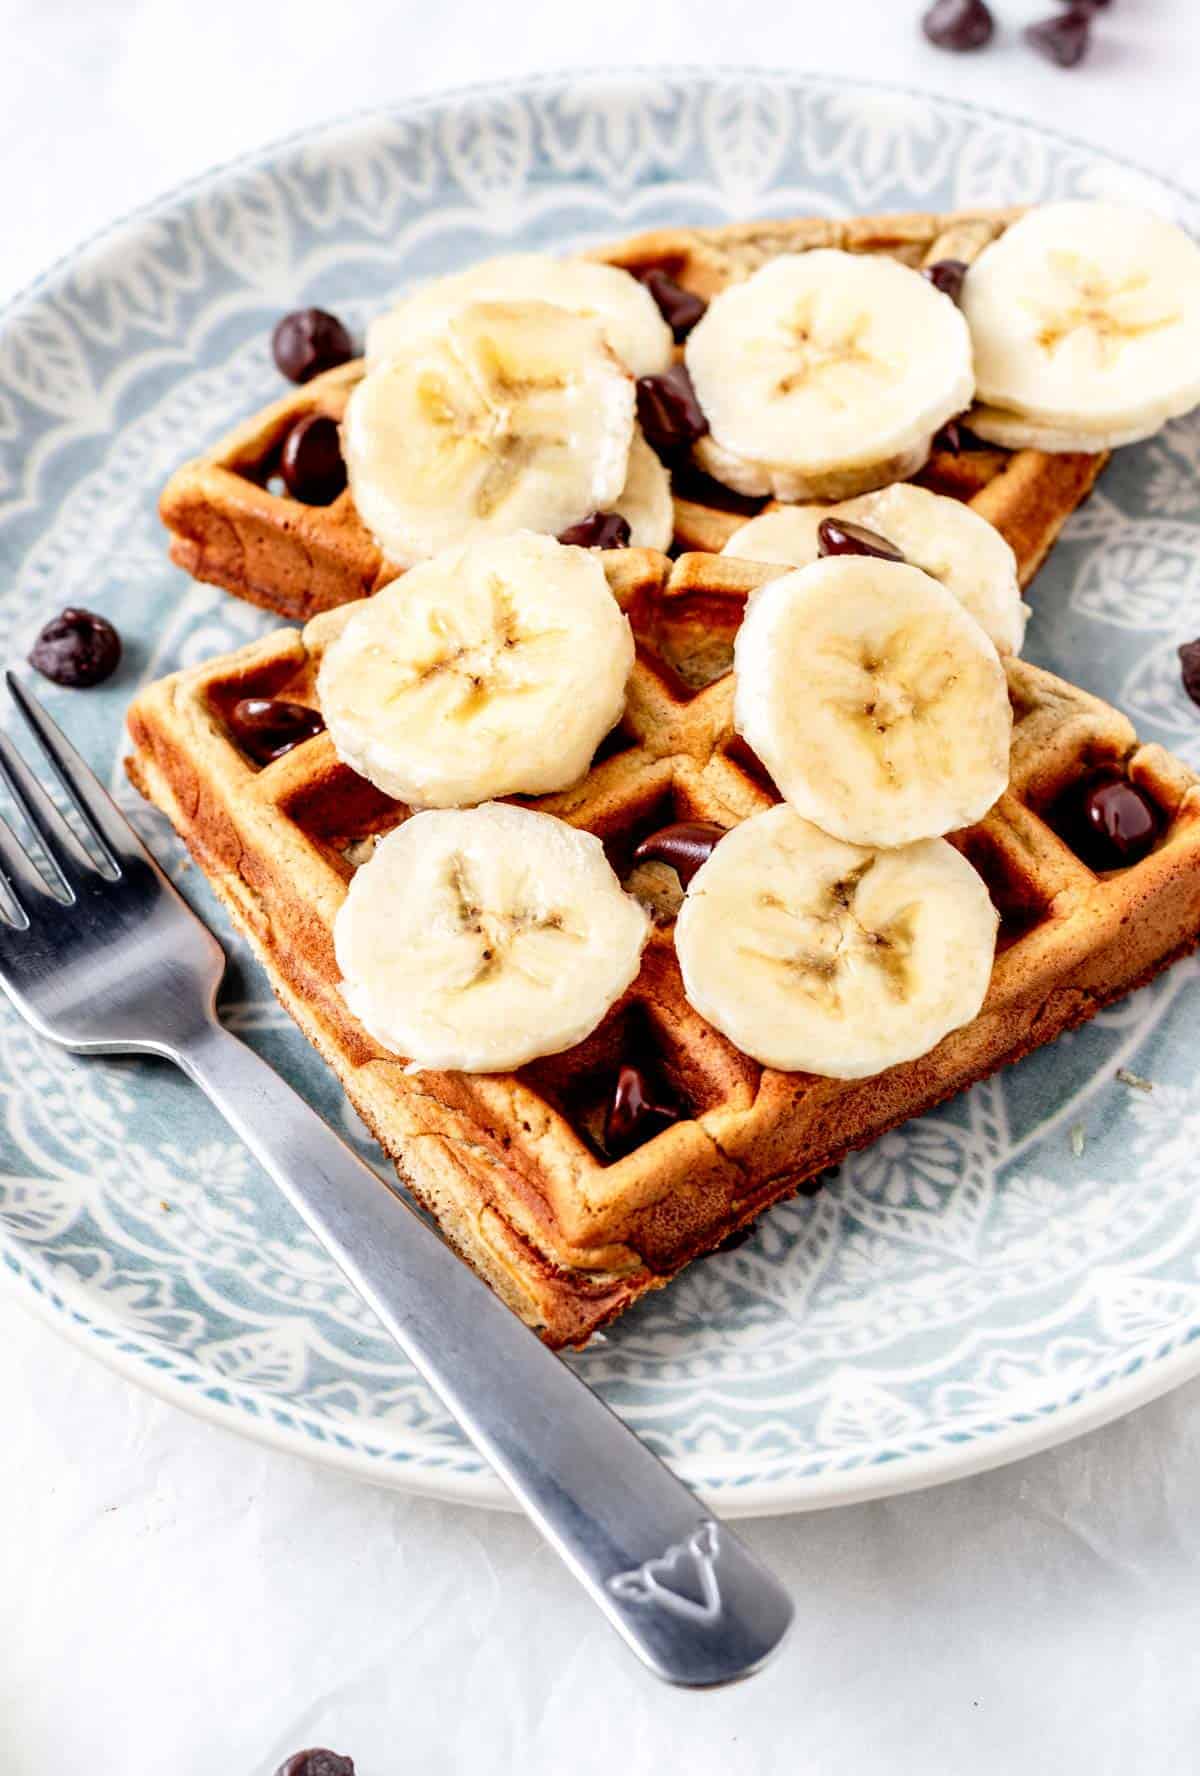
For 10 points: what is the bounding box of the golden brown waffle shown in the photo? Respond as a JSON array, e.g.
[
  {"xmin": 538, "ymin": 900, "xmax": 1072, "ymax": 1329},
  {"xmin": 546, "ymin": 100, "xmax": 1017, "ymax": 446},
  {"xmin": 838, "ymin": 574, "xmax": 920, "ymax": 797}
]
[
  {"xmin": 126, "ymin": 549, "xmax": 1200, "ymax": 1347},
  {"xmin": 159, "ymin": 208, "xmax": 1106, "ymax": 622}
]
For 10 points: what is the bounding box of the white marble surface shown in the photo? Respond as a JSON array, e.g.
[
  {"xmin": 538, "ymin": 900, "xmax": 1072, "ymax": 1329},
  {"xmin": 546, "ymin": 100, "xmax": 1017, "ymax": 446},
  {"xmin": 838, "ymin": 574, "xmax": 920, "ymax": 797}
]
[{"xmin": 5, "ymin": 6, "xmax": 1200, "ymax": 1773}]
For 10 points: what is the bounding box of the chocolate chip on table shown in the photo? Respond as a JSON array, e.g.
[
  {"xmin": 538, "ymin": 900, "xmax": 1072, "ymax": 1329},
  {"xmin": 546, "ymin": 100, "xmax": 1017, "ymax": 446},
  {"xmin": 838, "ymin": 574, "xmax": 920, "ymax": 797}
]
[
  {"xmin": 921, "ymin": 0, "xmax": 995, "ymax": 51},
  {"xmin": 1180, "ymin": 638, "xmax": 1200, "ymax": 707},
  {"xmin": 558, "ymin": 512, "xmax": 632, "ymax": 549},
  {"xmin": 28, "ymin": 608, "xmax": 121, "ymax": 687},
  {"xmin": 279, "ymin": 413, "xmax": 347, "ymax": 505},
  {"xmin": 633, "ymin": 268, "xmax": 708, "ymax": 342},
  {"xmin": 816, "ymin": 517, "xmax": 906, "ymax": 565},
  {"xmin": 604, "ymin": 1062, "xmax": 681, "ymax": 1158},
  {"xmin": 1025, "ymin": 7, "xmax": 1092, "ymax": 65},
  {"xmin": 271, "ymin": 308, "xmax": 355, "ymax": 384},
  {"xmin": 633, "ymin": 820, "xmax": 726, "ymax": 887},
  {"xmin": 1060, "ymin": 768, "xmax": 1159, "ymax": 870},
  {"xmin": 229, "ymin": 697, "xmax": 326, "ymax": 765},
  {"xmin": 272, "ymin": 1751, "xmax": 355, "ymax": 1776},
  {"xmin": 922, "ymin": 258, "xmax": 969, "ymax": 304},
  {"xmin": 636, "ymin": 364, "xmax": 710, "ymax": 458}
]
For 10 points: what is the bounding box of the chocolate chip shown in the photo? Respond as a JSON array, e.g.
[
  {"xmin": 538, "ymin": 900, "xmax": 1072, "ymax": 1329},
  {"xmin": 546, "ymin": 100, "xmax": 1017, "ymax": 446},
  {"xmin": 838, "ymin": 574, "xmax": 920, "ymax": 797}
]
[
  {"xmin": 922, "ymin": 258, "xmax": 969, "ymax": 304},
  {"xmin": 1058, "ymin": 768, "xmax": 1159, "ymax": 870},
  {"xmin": 1180, "ymin": 638, "xmax": 1200, "ymax": 707},
  {"xmin": 1025, "ymin": 8, "xmax": 1092, "ymax": 64},
  {"xmin": 816, "ymin": 517, "xmax": 905, "ymax": 564},
  {"xmin": 558, "ymin": 512, "xmax": 632, "ymax": 550},
  {"xmin": 229, "ymin": 697, "xmax": 326, "ymax": 765},
  {"xmin": 633, "ymin": 268, "xmax": 707, "ymax": 342},
  {"xmin": 28, "ymin": 608, "xmax": 122, "ymax": 688},
  {"xmin": 934, "ymin": 419, "xmax": 964, "ymax": 454},
  {"xmin": 633, "ymin": 820, "xmax": 726, "ymax": 887},
  {"xmin": 714, "ymin": 1224, "xmax": 756, "ymax": 1254},
  {"xmin": 604, "ymin": 1062, "xmax": 681, "ymax": 1159},
  {"xmin": 922, "ymin": 0, "xmax": 994, "ymax": 50},
  {"xmin": 272, "ymin": 1752, "xmax": 355, "ymax": 1776},
  {"xmin": 272, "ymin": 309, "xmax": 355, "ymax": 384},
  {"xmin": 636, "ymin": 365, "xmax": 709, "ymax": 458},
  {"xmin": 280, "ymin": 414, "xmax": 347, "ymax": 505}
]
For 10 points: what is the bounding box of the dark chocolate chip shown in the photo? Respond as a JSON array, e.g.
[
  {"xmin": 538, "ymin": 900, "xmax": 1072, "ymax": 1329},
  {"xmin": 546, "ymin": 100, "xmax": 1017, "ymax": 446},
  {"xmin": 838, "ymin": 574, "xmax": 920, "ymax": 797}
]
[
  {"xmin": 934, "ymin": 419, "xmax": 964, "ymax": 454},
  {"xmin": 558, "ymin": 512, "xmax": 632, "ymax": 550},
  {"xmin": 1025, "ymin": 8, "xmax": 1092, "ymax": 64},
  {"xmin": 272, "ymin": 1752, "xmax": 356, "ymax": 1776},
  {"xmin": 280, "ymin": 413, "xmax": 347, "ymax": 505},
  {"xmin": 633, "ymin": 820, "xmax": 726, "ymax": 887},
  {"xmin": 816, "ymin": 517, "xmax": 906, "ymax": 564},
  {"xmin": 1058, "ymin": 768, "xmax": 1159, "ymax": 870},
  {"xmin": 633, "ymin": 268, "xmax": 708, "ymax": 342},
  {"xmin": 229, "ymin": 697, "xmax": 326, "ymax": 765},
  {"xmin": 1179, "ymin": 638, "xmax": 1200, "ymax": 707},
  {"xmin": 922, "ymin": 0, "xmax": 995, "ymax": 51},
  {"xmin": 28, "ymin": 608, "xmax": 122, "ymax": 688},
  {"xmin": 636, "ymin": 364, "xmax": 709, "ymax": 458},
  {"xmin": 922, "ymin": 258, "xmax": 969, "ymax": 304},
  {"xmin": 604, "ymin": 1062, "xmax": 680, "ymax": 1159},
  {"xmin": 272, "ymin": 309, "xmax": 355, "ymax": 384}
]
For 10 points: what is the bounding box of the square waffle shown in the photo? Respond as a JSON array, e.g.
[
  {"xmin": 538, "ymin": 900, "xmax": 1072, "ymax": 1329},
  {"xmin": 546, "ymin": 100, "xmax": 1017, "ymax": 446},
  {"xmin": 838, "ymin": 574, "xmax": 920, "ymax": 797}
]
[
  {"xmin": 159, "ymin": 207, "xmax": 1107, "ymax": 622},
  {"xmin": 126, "ymin": 548, "xmax": 1200, "ymax": 1346}
]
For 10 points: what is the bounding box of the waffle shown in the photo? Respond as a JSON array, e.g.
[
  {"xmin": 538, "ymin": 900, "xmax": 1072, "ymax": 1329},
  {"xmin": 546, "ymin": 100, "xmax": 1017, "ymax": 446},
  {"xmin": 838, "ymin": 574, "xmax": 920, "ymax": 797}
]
[
  {"xmin": 159, "ymin": 207, "xmax": 1106, "ymax": 622},
  {"xmin": 126, "ymin": 548, "xmax": 1200, "ymax": 1347}
]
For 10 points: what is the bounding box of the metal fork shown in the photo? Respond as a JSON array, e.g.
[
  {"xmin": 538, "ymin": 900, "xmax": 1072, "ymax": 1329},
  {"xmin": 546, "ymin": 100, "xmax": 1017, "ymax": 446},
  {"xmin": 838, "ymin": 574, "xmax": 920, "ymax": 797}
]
[{"xmin": 0, "ymin": 673, "xmax": 792, "ymax": 1688}]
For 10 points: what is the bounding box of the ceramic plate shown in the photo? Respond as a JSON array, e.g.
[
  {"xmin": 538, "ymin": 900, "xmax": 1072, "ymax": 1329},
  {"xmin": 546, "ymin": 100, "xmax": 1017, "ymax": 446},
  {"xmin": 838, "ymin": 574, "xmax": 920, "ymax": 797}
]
[{"xmin": 2, "ymin": 71, "xmax": 1199, "ymax": 1515}]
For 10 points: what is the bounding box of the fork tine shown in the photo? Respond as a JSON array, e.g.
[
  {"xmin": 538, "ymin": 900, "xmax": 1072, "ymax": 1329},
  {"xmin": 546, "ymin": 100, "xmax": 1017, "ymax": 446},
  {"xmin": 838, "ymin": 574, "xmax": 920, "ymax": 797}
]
[
  {"xmin": 5, "ymin": 673, "xmax": 136, "ymax": 876},
  {"xmin": 0, "ymin": 809, "xmax": 54, "ymax": 927},
  {"xmin": 0, "ymin": 718, "xmax": 101, "ymax": 893}
]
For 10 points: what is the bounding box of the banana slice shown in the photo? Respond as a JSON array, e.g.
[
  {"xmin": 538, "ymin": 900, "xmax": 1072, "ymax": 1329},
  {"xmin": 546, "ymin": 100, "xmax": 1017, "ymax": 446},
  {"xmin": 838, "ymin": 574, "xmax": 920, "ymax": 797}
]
[
  {"xmin": 733, "ymin": 557, "xmax": 1011, "ymax": 848},
  {"xmin": 366, "ymin": 253, "xmax": 673, "ymax": 378},
  {"xmin": 317, "ymin": 532, "xmax": 634, "ymax": 807},
  {"xmin": 335, "ymin": 802, "xmax": 650, "ymax": 1072},
  {"xmin": 343, "ymin": 300, "xmax": 635, "ymax": 566},
  {"xmin": 612, "ymin": 428, "xmax": 673, "ymax": 551},
  {"xmin": 675, "ymin": 804, "xmax": 998, "ymax": 1078},
  {"xmin": 962, "ymin": 201, "xmax": 1200, "ymax": 450},
  {"xmin": 723, "ymin": 483, "xmax": 1026, "ymax": 656},
  {"xmin": 684, "ymin": 251, "xmax": 973, "ymax": 501}
]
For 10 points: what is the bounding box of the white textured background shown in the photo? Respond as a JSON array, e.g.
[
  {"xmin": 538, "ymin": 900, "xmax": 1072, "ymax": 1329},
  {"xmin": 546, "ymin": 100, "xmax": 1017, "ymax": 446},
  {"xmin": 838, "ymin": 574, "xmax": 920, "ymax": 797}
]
[{"xmin": 5, "ymin": 5, "xmax": 1200, "ymax": 1774}]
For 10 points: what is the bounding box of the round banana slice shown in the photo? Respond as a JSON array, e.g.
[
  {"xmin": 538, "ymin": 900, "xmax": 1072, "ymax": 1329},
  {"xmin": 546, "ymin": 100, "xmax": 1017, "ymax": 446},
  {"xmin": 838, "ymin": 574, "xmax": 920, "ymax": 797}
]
[
  {"xmin": 317, "ymin": 532, "xmax": 634, "ymax": 807},
  {"xmin": 612, "ymin": 428, "xmax": 673, "ymax": 551},
  {"xmin": 343, "ymin": 300, "xmax": 636, "ymax": 566},
  {"xmin": 962, "ymin": 202, "xmax": 1200, "ymax": 448},
  {"xmin": 684, "ymin": 251, "xmax": 973, "ymax": 501},
  {"xmin": 733, "ymin": 557, "xmax": 1011, "ymax": 848},
  {"xmin": 366, "ymin": 253, "xmax": 673, "ymax": 378},
  {"xmin": 964, "ymin": 401, "xmax": 1175, "ymax": 455},
  {"xmin": 335, "ymin": 802, "xmax": 650, "ymax": 1072},
  {"xmin": 723, "ymin": 483, "xmax": 1026, "ymax": 656},
  {"xmin": 675, "ymin": 804, "xmax": 998, "ymax": 1078}
]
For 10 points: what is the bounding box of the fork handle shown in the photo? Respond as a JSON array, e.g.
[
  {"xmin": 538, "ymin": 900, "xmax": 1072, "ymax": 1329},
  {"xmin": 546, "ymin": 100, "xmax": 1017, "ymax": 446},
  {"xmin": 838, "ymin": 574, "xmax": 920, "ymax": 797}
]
[{"xmin": 175, "ymin": 1018, "xmax": 792, "ymax": 1686}]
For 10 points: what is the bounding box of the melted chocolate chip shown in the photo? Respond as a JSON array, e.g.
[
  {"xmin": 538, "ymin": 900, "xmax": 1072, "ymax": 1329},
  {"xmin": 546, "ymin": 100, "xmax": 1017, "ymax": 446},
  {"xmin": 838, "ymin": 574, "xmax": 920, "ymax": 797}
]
[
  {"xmin": 1025, "ymin": 8, "xmax": 1092, "ymax": 64},
  {"xmin": 604, "ymin": 1062, "xmax": 681, "ymax": 1159},
  {"xmin": 1179, "ymin": 638, "xmax": 1200, "ymax": 707},
  {"xmin": 633, "ymin": 268, "xmax": 708, "ymax": 342},
  {"xmin": 816, "ymin": 517, "xmax": 905, "ymax": 564},
  {"xmin": 272, "ymin": 309, "xmax": 355, "ymax": 384},
  {"xmin": 633, "ymin": 820, "xmax": 726, "ymax": 887},
  {"xmin": 272, "ymin": 1752, "xmax": 355, "ymax": 1776},
  {"xmin": 1058, "ymin": 768, "xmax": 1159, "ymax": 870},
  {"xmin": 934, "ymin": 419, "xmax": 964, "ymax": 454},
  {"xmin": 922, "ymin": 258, "xmax": 969, "ymax": 304},
  {"xmin": 229, "ymin": 697, "xmax": 326, "ymax": 765},
  {"xmin": 280, "ymin": 413, "xmax": 347, "ymax": 505},
  {"xmin": 636, "ymin": 365, "xmax": 709, "ymax": 458},
  {"xmin": 922, "ymin": 0, "xmax": 994, "ymax": 50},
  {"xmin": 28, "ymin": 608, "xmax": 121, "ymax": 687},
  {"xmin": 558, "ymin": 512, "xmax": 632, "ymax": 549}
]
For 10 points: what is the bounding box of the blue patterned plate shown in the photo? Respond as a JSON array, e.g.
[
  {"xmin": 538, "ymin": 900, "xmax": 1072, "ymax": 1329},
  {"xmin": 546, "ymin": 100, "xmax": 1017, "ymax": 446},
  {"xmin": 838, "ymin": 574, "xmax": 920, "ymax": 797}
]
[{"xmin": 2, "ymin": 72, "xmax": 1199, "ymax": 1514}]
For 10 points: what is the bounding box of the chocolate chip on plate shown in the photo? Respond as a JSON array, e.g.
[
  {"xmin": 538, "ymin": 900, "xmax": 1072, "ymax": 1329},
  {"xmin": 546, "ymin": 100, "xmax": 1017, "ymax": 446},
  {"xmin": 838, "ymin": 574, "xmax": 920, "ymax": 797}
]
[
  {"xmin": 921, "ymin": 0, "xmax": 995, "ymax": 51},
  {"xmin": 279, "ymin": 413, "xmax": 347, "ymax": 505},
  {"xmin": 604, "ymin": 1061, "xmax": 681, "ymax": 1158},
  {"xmin": 816, "ymin": 517, "xmax": 905, "ymax": 564},
  {"xmin": 28, "ymin": 608, "xmax": 122, "ymax": 688},
  {"xmin": 633, "ymin": 268, "xmax": 708, "ymax": 342},
  {"xmin": 922, "ymin": 258, "xmax": 969, "ymax": 304},
  {"xmin": 229, "ymin": 697, "xmax": 326, "ymax": 765},
  {"xmin": 1060, "ymin": 768, "xmax": 1159, "ymax": 870},
  {"xmin": 633, "ymin": 820, "xmax": 726, "ymax": 888},
  {"xmin": 272, "ymin": 308, "xmax": 355, "ymax": 384},
  {"xmin": 1180, "ymin": 638, "xmax": 1200, "ymax": 708},
  {"xmin": 558, "ymin": 512, "xmax": 632, "ymax": 549},
  {"xmin": 1025, "ymin": 7, "xmax": 1092, "ymax": 65},
  {"xmin": 636, "ymin": 364, "xmax": 710, "ymax": 458},
  {"xmin": 272, "ymin": 1751, "xmax": 356, "ymax": 1776}
]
